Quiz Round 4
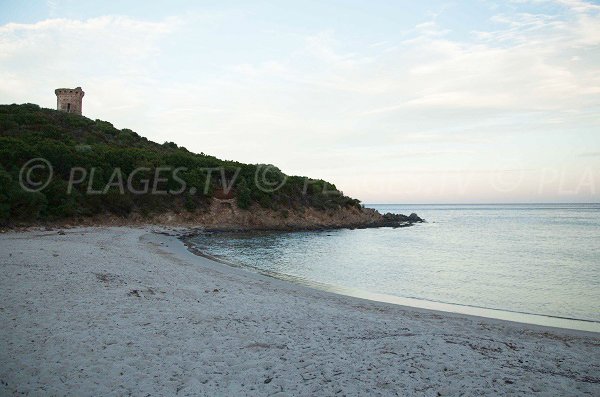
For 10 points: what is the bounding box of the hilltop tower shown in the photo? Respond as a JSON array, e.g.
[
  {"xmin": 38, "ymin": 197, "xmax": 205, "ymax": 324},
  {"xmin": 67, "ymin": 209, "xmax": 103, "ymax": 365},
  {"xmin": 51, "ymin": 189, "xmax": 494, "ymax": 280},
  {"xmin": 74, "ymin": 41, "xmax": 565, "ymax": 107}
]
[{"xmin": 55, "ymin": 87, "xmax": 84, "ymax": 115}]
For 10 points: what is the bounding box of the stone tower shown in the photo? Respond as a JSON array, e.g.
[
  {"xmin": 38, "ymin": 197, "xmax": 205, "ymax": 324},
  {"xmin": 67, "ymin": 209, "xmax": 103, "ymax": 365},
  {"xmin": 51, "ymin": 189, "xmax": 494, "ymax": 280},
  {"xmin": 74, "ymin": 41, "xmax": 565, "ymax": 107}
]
[{"xmin": 55, "ymin": 87, "xmax": 84, "ymax": 115}]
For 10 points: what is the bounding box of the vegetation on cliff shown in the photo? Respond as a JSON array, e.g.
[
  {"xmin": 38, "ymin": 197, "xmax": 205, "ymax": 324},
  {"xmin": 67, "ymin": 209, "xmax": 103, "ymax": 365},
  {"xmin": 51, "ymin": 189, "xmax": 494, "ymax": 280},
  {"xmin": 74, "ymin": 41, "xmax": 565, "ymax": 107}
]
[{"xmin": 0, "ymin": 103, "xmax": 361, "ymax": 224}]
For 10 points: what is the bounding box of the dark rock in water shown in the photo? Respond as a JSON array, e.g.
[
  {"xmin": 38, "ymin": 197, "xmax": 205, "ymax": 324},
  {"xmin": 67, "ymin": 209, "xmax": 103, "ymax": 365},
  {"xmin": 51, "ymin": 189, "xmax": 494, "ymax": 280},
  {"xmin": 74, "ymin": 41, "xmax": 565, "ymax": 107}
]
[
  {"xmin": 374, "ymin": 212, "xmax": 425, "ymax": 228},
  {"xmin": 382, "ymin": 213, "xmax": 405, "ymax": 222},
  {"xmin": 408, "ymin": 213, "xmax": 424, "ymax": 223}
]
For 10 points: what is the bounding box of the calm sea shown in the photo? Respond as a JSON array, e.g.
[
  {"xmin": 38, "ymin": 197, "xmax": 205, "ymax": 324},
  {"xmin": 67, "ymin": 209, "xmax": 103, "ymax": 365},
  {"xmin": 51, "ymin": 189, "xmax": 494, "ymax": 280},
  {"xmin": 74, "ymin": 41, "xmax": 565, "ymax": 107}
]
[{"xmin": 187, "ymin": 204, "xmax": 600, "ymax": 331}]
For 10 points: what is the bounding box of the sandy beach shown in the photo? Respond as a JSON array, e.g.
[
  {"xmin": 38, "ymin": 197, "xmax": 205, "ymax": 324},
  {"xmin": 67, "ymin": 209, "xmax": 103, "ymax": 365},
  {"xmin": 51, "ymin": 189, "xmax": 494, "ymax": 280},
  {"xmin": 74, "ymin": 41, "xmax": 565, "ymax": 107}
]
[{"xmin": 0, "ymin": 227, "xmax": 598, "ymax": 396}]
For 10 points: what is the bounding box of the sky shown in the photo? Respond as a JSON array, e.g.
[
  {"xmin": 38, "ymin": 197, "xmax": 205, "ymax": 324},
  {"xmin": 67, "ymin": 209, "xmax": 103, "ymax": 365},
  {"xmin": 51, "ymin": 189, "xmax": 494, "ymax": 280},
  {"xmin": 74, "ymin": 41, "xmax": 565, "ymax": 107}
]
[{"xmin": 0, "ymin": 0, "xmax": 599, "ymax": 203}]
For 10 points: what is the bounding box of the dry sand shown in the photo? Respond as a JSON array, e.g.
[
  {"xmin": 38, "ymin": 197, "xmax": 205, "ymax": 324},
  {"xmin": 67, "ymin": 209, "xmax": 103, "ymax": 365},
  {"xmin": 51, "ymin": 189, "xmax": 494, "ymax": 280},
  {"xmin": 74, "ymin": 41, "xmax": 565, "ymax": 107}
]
[{"xmin": 0, "ymin": 227, "xmax": 598, "ymax": 396}]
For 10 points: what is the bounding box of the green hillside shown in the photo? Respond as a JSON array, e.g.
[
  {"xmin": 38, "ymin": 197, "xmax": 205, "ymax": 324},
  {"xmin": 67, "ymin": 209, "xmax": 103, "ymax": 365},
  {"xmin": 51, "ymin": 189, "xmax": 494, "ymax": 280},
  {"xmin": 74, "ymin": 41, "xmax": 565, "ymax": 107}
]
[{"xmin": 0, "ymin": 104, "xmax": 360, "ymax": 224}]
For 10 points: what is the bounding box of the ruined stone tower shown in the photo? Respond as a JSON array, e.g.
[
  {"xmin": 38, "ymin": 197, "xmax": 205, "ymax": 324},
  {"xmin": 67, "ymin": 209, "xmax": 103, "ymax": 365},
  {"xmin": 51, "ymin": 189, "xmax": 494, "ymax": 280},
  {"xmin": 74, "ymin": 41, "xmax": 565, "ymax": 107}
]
[{"xmin": 55, "ymin": 87, "xmax": 84, "ymax": 115}]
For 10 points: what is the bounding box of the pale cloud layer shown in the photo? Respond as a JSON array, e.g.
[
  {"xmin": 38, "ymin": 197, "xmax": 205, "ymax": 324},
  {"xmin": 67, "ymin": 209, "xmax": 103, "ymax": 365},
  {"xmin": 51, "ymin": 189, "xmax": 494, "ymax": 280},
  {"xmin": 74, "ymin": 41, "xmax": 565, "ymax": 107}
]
[{"xmin": 0, "ymin": 0, "xmax": 599, "ymax": 203}]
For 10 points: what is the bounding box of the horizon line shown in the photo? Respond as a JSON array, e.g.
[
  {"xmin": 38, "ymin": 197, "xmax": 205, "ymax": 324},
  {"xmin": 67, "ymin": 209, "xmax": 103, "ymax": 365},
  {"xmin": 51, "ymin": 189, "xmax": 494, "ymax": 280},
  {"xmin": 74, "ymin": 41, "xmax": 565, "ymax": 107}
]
[{"xmin": 365, "ymin": 202, "xmax": 599, "ymax": 205}]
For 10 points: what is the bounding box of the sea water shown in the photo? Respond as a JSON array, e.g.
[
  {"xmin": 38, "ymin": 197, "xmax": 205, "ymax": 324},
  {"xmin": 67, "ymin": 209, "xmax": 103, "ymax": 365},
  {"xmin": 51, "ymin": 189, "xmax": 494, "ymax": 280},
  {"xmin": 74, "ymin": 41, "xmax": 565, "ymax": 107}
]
[{"xmin": 187, "ymin": 204, "xmax": 600, "ymax": 331}]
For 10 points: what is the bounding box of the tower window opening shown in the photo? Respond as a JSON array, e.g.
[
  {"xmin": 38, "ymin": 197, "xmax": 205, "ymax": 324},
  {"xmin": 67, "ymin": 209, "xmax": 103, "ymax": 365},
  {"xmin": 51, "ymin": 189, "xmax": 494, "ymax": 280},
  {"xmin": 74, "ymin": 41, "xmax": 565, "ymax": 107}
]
[{"xmin": 67, "ymin": 103, "xmax": 71, "ymax": 112}]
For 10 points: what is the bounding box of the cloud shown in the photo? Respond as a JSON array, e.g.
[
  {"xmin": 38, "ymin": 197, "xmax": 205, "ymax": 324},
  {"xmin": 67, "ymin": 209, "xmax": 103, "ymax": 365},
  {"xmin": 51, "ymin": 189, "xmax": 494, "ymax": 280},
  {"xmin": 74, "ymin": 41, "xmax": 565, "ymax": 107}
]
[
  {"xmin": 0, "ymin": 14, "xmax": 183, "ymax": 136},
  {"xmin": 0, "ymin": 16, "xmax": 178, "ymax": 103},
  {"xmin": 579, "ymin": 151, "xmax": 600, "ymax": 157},
  {"xmin": 356, "ymin": 4, "xmax": 600, "ymax": 119},
  {"xmin": 0, "ymin": 1, "xmax": 598, "ymax": 202},
  {"xmin": 556, "ymin": 0, "xmax": 600, "ymax": 13}
]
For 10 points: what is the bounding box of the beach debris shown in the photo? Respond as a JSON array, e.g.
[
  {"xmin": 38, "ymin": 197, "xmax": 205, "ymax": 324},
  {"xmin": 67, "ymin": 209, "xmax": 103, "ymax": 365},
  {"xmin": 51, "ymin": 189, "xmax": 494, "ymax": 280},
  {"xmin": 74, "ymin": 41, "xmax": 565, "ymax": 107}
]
[
  {"xmin": 127, "ymin": 287, "xmax": 157, "ymax": 298},
  {"xmin": 244, "ymin": 342, "xmax": 271, "ymax": 349},
  {"xmin": 301, "ymin": 372, "xmax": 317, "ymax": 381},
  {"xmin": 264, "ymin": 377, "xmax": 272, "ymax": 384},
  {"xmin": 95, "ymin": 272, "xmax": 123, "ymax": 286}
]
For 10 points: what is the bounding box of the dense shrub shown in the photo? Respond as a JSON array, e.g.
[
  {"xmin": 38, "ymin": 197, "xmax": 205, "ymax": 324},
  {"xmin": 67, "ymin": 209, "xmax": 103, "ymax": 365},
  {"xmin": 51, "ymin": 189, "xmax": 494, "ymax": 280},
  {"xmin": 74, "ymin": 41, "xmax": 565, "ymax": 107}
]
[
  {"xmin": 0, "ymin": 104, "xmax": 361, "ymax": 223},
  {"xmin": 0, "ymin": 166, "xmax": 12, "ymax": 224},
  {"xmin": 235, "ymin": 177, "xmax": 251, "ymax": 210},
  {"xmin": 9, "ymin": 189, "xmax": 47, "ymax": 221}
]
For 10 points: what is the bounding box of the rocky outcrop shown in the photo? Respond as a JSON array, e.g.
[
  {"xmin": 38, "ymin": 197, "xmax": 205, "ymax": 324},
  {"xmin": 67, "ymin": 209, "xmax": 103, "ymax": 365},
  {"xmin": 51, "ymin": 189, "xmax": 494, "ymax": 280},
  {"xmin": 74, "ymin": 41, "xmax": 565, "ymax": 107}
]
[
  {"xmin": 142, "ymin": 200, "xmax": 425, "ymax": 231},
  {"xmin": 363, "ymin": 212, "xmax": 425, "ymax": 228},
  {"xmin": 173, "ymin": 200, "xmax": 386, "ymax": 231},
  {"xmin": 26, "ymin": 199, "xmax": 425, "ymax": 232}
]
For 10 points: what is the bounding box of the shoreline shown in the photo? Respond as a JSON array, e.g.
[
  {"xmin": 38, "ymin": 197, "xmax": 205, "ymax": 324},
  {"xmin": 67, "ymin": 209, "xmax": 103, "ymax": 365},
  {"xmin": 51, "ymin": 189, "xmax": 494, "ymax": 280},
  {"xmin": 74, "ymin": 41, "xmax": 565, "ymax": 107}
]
[
  {"xmin": 177, "ymin": 230, "xmax": 600, "ymax": 336},
  {"xmin": 1, "ymin": 226, "xmax": 599, "ymax": 395},
  {"xmin": 179, "ymin": 230, "xmax": 600, "ymax": 334}
]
